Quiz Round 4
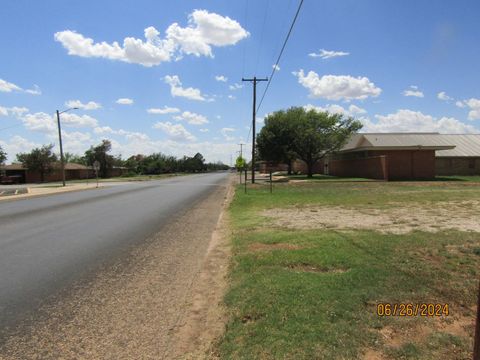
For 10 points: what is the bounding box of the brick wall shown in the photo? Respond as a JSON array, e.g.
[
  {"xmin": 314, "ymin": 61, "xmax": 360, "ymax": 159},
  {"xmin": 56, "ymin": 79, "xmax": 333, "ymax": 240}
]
[
  {"xmin": 369, "ymin": 150, "xmax": 435, "ymax": 180},
  {"xmin": 329, "ymin": 156, "xmax": 388, "ymax": 180},
  {"xmin": 436, "ymin": 157, "xmax": 480, "ymax": 175}
]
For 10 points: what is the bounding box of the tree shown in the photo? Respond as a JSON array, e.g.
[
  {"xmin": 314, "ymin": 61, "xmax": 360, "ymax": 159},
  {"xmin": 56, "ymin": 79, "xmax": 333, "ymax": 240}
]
[
  {"xmin": 257, "ymin": 107, "xmax": 362, "ymax": 177},
  {"xmin": 235, "ymin": 156, "xmax": 246, "ymax": 171},
  {"xmin": 0, "ymin": 146, "xmax": 6, "ymax": 166},
  {"xmin": 17, "ymin": 144, "xmax": 57, "ymax": 182},
  {"xmin": 257, "ymin": 109, "xmax": 298, "ymax": 174},
  {"xmin": 84, "ymin": 140, "xmax": 115, "ymax": 178}
]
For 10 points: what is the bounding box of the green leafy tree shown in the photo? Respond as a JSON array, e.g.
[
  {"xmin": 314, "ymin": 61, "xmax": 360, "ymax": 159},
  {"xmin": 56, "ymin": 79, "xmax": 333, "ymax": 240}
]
[
  {"xmin": 84, "ymin": 139, "xmax": 115, "ymax": 178},
  {"xmin": 16, "ymin": 144, "xmax": 57, "ymax": 182},
  {"xmin": 257, "ymin": 107, "xmax": 362, "ymax": 177},
  {"xmin": 0, "ymin": 146, "xmax": 6, "ymax": 166},
  {"xmin": 235, "ymin": 156, "xmax": 246, "ymax": 171},
  {"xmin": 257, "ymin": 109, "xmax": 298, "ymax": 174}
]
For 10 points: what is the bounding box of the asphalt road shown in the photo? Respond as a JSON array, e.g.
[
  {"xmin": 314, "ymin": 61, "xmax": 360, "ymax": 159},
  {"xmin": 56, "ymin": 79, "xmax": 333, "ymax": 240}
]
[{"xmin": 0, "ymin": 172, "xmax": 229, "ymax": 334}]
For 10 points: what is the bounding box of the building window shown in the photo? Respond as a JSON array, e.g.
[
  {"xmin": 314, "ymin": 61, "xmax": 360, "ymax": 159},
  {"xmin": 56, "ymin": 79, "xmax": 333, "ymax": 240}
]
[{"xmin": 468, "ymin": 159, "xmax": 475, "ymax": 169}]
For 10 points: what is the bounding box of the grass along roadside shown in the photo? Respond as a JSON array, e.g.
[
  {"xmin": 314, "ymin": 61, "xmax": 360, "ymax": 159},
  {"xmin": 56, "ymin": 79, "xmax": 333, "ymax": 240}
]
[{"xmin": 216, "ymin": 181, "xmax": 480, "ymax": 359}]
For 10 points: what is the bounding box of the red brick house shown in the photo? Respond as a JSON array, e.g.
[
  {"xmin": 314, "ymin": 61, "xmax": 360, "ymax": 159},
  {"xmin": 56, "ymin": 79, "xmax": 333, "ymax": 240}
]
[{"xmin": 1, "ymin": 162, "xmax": 94, "ymax": 183}]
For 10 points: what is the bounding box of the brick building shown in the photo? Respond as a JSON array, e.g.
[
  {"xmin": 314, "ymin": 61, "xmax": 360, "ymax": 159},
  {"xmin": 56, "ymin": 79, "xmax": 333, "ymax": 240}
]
[
  {"xmin": 434, "ymin": 134, "xmax": 480, "ymax": 175},
  {"xmin": 1, "ymin": 162, "xmax": 94, "ymax": 183}
]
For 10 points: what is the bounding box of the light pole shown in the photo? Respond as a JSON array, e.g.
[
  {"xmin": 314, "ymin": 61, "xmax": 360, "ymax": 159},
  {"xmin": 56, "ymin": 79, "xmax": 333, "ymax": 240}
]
[{"xmin": 56, "ymin": 107, "xmax": 78, "ymax": 186}]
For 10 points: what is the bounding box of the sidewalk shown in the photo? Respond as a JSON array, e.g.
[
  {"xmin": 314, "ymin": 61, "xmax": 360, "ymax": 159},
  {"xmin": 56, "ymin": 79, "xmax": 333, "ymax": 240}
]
[{"xmin": 0, "ymin": 183, "xmax": 105, "ymax": 201}]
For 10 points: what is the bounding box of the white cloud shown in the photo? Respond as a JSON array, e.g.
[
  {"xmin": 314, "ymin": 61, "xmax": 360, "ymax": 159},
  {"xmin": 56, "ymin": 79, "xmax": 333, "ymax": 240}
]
[
  {"xmin": 0, "ymin": 106, "xmax": 29, "ymax": 117},
  {"xmin": 220, "ymin": 127, "xmax": 235, "ymax": 141},
  {"xmin": 308, "ymin": 49, "xmax": 349, "ymax": 59},
  {"xmin": 456, "ymin": 101, "xmax": 466, "ymax": 108},
  {"xmin": 20, "ymin": 111, "xmax": 97, "ymax": 133},
  {"xmin": 24, "ymin": 85, "xmax": 42, "ymax": 96},
  {"xmin": 362, "ymin": 109, "xmax": 477, "ymax": 133},
  {"xmin": 153, "ymin": 121, "xmax": 196, "ymax": 142},
  {"xmin": 215, "ymin": 75, "xmax": 228, "ymax": 82},
  {"xmin": 61, "ymin": 113, "xmax": 98, "ymax": 128},
  {"xmin": 294, "ymin": 69, "xmax": 381, "ymax": 101},
  {"xmin": 272, "ymin": 64, "xmax": 280, "ymax": 71},
  {"xmin": 199, "ymin": 128, "xmax": 209, "ymax": 132},
  {"xmin": 147, "ymin": 106, "xmax": 181, "ymax": 114},
  {"xmin": 0, "ymin": 79, "xmax": 40, "ymax": 95},
  {"xmin": 304, "ymin": 103, "xmax": 366, "ymax": 117},
  {"xmin": 0, "ymin": 135, "xmax": 40, "ymax": 162},
  {"xmin": 228, "ymin": 95, "xmax": 236, "ymax": 100},
  {"xmin": 403, "ymin": 85, "xmax": 424, "ymax": 98},
  {"xmin": 465, "ymin": 98, "xmax": 480, "ymax": 120},
  {"xmin": 0, "ymin": 78, "xmax": 22, "ymax": 92},
  {"xmin": 94, "ymin": 126, "xmax": 115, "ymax": 134},
  {"xmin": 65, "ymin": 99, "xmax": 102, "ymax": 110},
  {"xmin": 164, "ymin": 75, "xmax": 206, "ymax": 101},
  {"xmin": 229, "ymin": 83, "xmax": 243, "ymax": 91},
  {"xmin": 54, "ymin": 10, "xmax": 248, "ymax": 67},
  {"xmin": 21, "ymin": 112, "xmax": 57, "ymax": 133},
  {"xmin": 437, "ymin": 91, "xmax": 452, "ymax": 101},
  {"xmin": 116, "ymin": 98, "xmax": 134, "ymax": 105},
  {"xmin": 173, "ymin": 111, "xmax": 209, "ymax": 125}
]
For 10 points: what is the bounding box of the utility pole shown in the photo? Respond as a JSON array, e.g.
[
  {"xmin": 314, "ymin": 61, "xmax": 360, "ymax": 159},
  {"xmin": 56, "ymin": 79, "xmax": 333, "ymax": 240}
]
[
  {"xmin": 238, "ymin": 143, "xmax": 245, "ymax": 158},
  {"xmin": 474, "ymin": 279, "xmax": 480, "ymax": 360},
  {"xmin": 56, "ymin": 107, "xmax": 78, "ymax": 187},
  {"xmin": 56, "ymin": 110, "xmax": 66, "ymax": 187},
  {"xmin": 242, "ymin": 76, "xmax": 267, "ymax": 183}
]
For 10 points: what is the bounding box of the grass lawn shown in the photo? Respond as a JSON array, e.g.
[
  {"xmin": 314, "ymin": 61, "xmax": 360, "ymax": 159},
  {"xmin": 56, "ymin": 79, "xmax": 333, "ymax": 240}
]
[{"xmin": 217, "ymin": 180, "xmax": 480, "ymax": 359}]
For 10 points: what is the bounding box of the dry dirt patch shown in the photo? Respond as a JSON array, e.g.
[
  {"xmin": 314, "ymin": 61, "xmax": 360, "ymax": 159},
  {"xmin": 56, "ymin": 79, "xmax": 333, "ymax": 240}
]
[{"xmin": 262, "ymin": 200, "xmax": 480, "ymax": 234}]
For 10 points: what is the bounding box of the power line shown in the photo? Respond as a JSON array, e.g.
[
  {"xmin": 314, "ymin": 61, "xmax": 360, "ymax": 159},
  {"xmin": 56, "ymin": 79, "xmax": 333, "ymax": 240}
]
[{"xmin": 256, "ymin": 0, "xmax": 304, "ymax": 114}]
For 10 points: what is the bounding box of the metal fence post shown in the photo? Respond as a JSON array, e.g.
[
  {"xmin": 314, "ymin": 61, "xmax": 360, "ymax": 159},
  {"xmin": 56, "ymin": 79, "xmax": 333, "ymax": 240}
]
[
  {"xmin": 270, "ymin": 170, "xmax": 273, "ymax": 193},
  {"xmin": 244, "ymin": 168, "xmax": 247, "ymax": 194}
]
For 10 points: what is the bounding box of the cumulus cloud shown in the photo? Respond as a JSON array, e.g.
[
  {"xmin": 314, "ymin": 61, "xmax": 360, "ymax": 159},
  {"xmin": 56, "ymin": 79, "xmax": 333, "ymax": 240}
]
[
  {"xmin": 456, "ymin": 101, "xmax": 466, "ymax": 108},
  {"xmin": 220, "ymin": 127, "xmax": 235, "ymax": 141},
  {"xmin": 227, "ymin": 95, "xmax": 236, "ymax": 100},
  {"xmin": 361, "ymin": 109, "xmax": 477, "ymax": 133},
  {"xmin": 65, "ymin": 99, "xmax": 102, "ymax": 110},
  {"xmin": 464, "ymin": 98, "xmax": 480, "ymax": 120},
  {"xmin": 437, "ymin": 91, "xmax": 452, "ymax": 101},
  {"xmin": 0, "ymin": 79, "xmax": 41, "ymax": 95},
  {"xmin": 0, "ymin": 135, "xmax": 40, "ymax": 162},
  {"xmin": 215, "ymin": 75, "xmax": 228, "ymax": 82},
  {"xmin": 173, "ymin": 111, "xmax": 208, "ymax": 125},
  {"xmin": 308, "ymin": 49, "xmax": 349, "ymax": 59},
  {"xmin": 20, "ymin": 111, "xmax": 98, "ymax": 133},
  {"xmin": 272, "ymin": 64, "xmax": 280, "ymax": 71},
  {"xmin": 61, "ymin": 113, "xmax": 98, "ymax": 128},
  {"xmin": 294, "ymin": 70, "xmax": 381, "ymax": 101},
  {"xmin": 304, "ymin": 103, "xmax": 366, "ymax": 117},
  {"xmin": 403, "ymin": 85, "xmax": 424, "ymax": 98},
  {"xmin": 199, "ymin": 128, "xmax": 209, "ymax": 132},
  {"xmin": 116, "ymin": 98, "xmax": 134, "ymax": 105},
  {"xmin": 153, "ymin": 121, "xmax": 196, "ymax": 142},
  {"xmin": 0, "ymin": 106, "xmax": 29, "ymax": 117},
  {"xmin": 164, "ymin": 75, "xmax": 206, "ymax": 101},
  {"xmin": 0, "ymin": 78, "xmax": 22, "ymax": 93},
  {"xmin": 54, "ymin": 10, "xmax": 249, "ymax": 67},
  {"xmin": 229, "ymin": 83, "xmax": 243, "ymax": 90},
  {"xmin": 147, "ymin": 106, "xmax": 181, "ymax": 114}
]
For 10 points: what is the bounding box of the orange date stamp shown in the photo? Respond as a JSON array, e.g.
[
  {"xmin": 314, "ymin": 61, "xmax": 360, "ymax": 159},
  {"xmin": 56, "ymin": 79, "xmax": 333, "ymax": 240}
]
[{"xmin": 376, "ymin": 303, "xmax": 449, "ymax": 317}]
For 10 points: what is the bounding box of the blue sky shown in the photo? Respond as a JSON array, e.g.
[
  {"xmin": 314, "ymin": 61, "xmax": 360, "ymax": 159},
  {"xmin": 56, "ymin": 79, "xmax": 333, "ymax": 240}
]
[{"xmin": 1, "ymin": 0, "xmax": 480, "ymax": 164}]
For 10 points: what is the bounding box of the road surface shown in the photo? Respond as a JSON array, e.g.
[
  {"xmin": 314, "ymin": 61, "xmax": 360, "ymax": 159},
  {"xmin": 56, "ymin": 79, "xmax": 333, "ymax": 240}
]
[{"xmin": 0, "ymin": 172, "xmax": 230, "ymax": 347}]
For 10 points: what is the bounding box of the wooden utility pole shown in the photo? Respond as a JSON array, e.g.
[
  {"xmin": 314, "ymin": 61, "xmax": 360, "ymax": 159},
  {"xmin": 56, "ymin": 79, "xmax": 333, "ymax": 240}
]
[
  {"xmin": 238, "ymin": 143, "xmax": 245, "ymax": 158},
  {"xmin": 242, "ymin": 76, "xmax": 267, "ymax": 183}
]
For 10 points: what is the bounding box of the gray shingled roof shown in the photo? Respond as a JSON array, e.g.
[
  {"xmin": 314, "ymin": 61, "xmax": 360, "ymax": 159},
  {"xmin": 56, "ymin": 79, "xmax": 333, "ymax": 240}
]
[
  {"xmin": 435, "ymin": 134, "xmax": 480, "ymax": 157},
  {"xmin": 341, "ymin": 133, "xmax": 456, "ymax": 152}
]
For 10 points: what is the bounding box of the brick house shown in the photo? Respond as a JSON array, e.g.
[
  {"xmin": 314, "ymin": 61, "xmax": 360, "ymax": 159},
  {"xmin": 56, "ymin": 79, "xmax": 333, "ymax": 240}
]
[{"xmin": 1, "ymin": 162, "xmax": 94, "ymax": 183}]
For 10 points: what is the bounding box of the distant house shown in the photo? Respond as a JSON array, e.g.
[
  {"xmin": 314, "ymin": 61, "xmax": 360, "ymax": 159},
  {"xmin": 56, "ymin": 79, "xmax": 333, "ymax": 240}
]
[
  {"xmin": 435, "ymin": 134, "xmax": 480, "ymax": 175},
  {"xmin": 1, "ymin": 162, "xmax": 94, "ymax": 183}
]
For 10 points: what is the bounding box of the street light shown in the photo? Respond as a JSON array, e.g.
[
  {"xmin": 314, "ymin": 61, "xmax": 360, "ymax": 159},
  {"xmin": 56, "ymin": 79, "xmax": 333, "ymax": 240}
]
[{"xmin": 56, "ymin": 107, "xmax": 78, "ymax": 187}]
